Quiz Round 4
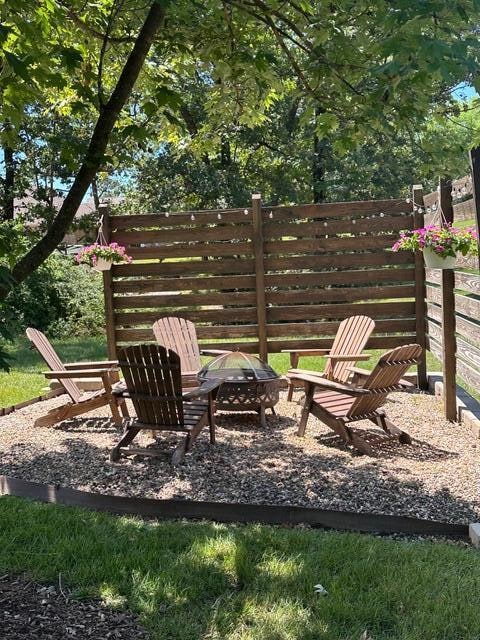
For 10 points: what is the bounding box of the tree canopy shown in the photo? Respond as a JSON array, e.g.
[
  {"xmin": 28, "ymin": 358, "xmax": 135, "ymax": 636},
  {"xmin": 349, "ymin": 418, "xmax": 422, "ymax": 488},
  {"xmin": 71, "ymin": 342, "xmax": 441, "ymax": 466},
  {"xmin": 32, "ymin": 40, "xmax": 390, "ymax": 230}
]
[{"xmin": 2, "ymin": 0, "xmax": 480, "ymax": 293}]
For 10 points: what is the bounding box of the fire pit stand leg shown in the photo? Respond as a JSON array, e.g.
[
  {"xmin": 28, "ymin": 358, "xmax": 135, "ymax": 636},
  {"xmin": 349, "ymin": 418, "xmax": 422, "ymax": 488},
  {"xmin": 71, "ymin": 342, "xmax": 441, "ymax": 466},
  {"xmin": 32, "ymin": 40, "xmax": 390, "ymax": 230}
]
[{"xmin": 259, "ymin": 404, "xmax": 267, "ymax": 428}]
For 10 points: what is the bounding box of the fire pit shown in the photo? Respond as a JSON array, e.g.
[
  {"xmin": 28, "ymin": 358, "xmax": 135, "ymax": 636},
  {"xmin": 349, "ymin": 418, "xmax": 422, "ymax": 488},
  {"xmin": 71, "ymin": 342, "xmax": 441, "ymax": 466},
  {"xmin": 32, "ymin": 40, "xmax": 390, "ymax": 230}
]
[{"xmin": 197, "ymin": 352, "xmax": 281, "ymax": 427}]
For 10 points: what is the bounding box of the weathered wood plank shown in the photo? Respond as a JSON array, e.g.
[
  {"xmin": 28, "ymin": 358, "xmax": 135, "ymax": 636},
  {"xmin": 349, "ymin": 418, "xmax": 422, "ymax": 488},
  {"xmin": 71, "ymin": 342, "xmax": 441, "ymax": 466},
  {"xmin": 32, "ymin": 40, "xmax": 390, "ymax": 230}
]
[
  {"xmin": 263, "ymin": 215, "xmax": 412, "ymax": 239},
  {"xmin": 457, "ymin": 358, "xmax": 480, "ymax": 391},
  {"xmin": 262, "ymin": 199, "xmax": 408, "ymax": 221},
  {"xmin": 113, "ymin": 291, "xmax": 256, "ymax": 309},
  {"xmin": 268, "ymin": 301, "xmax": 415, "ymax": 322},
  {"xmin": 115, "ymin": 307, "xmax": 258, "ymax": 325},
  {"xmin": 267, "ymin": 318, "xmax": 416, "ymax": 337},
  {"xmin": 113, "ymin": 258, "xmax": 255, "ymax": 278},
  {"xmin": 112, "ymin": 223, "xmax": 252, "ymax": 245},
  {"xmin": 111, "ymin": 208, "xmax": 247, "ymax": 229},
  {"xmin": 265, "ymin": 251, "xmax": 414, "ymax": 271},
  {"xmin": 268, "ymin": 335, "xmax": 417, "ymax": 352},
  {"xmin": 426, "ymin": 269, "xmax": 480, "ymax": 295},
  {"xmin": 113, "ymin": 274, "xmax": 256, "ymax": 294},
  {"xmin": 264, "ymin": 235, "xmax": 396, "ymax": 255},
  {"xmin": 266, "ymin": 268, "xmax": 415, "ymax": 288},
  {"xmin": 266, "ymin": 284, "xmax": 415, "ymax": 306},
  {"xmin": 127, "ymin": 240, "xmax": 252, "ymax": 260},
  {"xmin": 456, "ymin": 315, "xmax": 480, "ymax": 346}
]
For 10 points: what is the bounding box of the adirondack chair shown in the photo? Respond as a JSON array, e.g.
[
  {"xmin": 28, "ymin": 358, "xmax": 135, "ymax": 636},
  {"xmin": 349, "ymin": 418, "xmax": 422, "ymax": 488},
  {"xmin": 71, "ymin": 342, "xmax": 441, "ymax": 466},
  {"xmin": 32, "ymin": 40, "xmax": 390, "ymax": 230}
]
[
  {"xmin": 284, "ymin": 315, "xmax": 375, "ymax": 401},
  {"xmin": 296, "ymin": 344, "xmax": 422, "ymax": 455},
  {"xmin": 110, "ymin": 344, "xmax": 221, "ymax": 465},
  {"xmin": 26, "ymin": 328, "xmax": 128, "ymax": 428},
  {"xmin": 152, "ymin": 317, "xmax": 229, "ymax": 387}
]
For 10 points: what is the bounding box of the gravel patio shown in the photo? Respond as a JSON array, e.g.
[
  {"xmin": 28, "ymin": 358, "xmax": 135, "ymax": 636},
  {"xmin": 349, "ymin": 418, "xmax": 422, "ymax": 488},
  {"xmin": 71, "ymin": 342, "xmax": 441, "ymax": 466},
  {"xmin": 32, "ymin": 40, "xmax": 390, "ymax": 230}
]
[{"xmin": 0, "ymin": 389, "xmax": 478, "ymax": 525}]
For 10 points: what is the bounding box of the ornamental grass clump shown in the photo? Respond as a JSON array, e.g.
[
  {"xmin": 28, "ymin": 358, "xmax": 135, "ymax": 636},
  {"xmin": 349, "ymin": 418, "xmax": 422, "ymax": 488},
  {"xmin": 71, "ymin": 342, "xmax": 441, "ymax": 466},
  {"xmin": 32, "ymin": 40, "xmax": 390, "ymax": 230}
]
[
  {"xmin": 75, "ymin": 242, "xmax": 132, "ymax": 269},
  {"xmin": 392, "ymin": 225, "xmax": 478, "ymax": 259}
]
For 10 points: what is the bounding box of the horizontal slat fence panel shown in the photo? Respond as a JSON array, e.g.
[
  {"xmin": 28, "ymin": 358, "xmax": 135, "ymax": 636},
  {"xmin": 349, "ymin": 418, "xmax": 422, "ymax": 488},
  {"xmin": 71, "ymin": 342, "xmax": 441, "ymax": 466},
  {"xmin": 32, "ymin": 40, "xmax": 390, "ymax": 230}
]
[
  {"xmin": 263, "ymin": 214, "xmax": 411, "ymax": 239},
  {"xmin": 111, "ymin": 209, "xmax": 248, "ymax": 228},
  {"xmin": 106, "ymin": 199, "xmax": 417, "ymax": 357},
  {"xmin": 426, "ymin": 269, "xmax": 480, "ymax": 295}
]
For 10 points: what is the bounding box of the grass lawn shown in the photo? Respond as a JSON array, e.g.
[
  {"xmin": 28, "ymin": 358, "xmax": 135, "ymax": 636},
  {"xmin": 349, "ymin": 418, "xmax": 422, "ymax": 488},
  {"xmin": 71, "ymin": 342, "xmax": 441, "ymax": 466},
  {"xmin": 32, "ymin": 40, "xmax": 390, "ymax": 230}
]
[
  {"xmin": 1, "ymin": 336, "xmax": 443, "ymax": 409},
  {"xmin": 1, "ymin": 496, "xmax": 480, "ymax": 640}
]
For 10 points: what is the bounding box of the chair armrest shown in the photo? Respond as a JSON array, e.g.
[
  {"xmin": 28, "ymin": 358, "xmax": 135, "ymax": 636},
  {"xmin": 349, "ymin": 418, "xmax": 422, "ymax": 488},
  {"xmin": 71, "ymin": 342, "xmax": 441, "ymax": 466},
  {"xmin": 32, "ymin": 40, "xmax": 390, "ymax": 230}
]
[
  {"xmin": 200, "ymin": 349, "xmax": 231, "ymax": 356},
  {"xmin": 183, "ymin": 378, "xmax": 222, "ymax": 400},
  {"xmin": 295, "ymin": 373, "xmax": 370, "ymax": 396},
  {"xmin": 64, "ymin": 360, "xmax": 118, "ymax": 370},
  {"xmin": 44, "ymin": 368, "xmax": 119, "ymax": 379},
  {"xmin": 281, "ymin": 349, "xmax": 330, "ymax": 356},
  {"xmin": 325, "ymin": 354, "xmax": 370, "ymax": 362}
]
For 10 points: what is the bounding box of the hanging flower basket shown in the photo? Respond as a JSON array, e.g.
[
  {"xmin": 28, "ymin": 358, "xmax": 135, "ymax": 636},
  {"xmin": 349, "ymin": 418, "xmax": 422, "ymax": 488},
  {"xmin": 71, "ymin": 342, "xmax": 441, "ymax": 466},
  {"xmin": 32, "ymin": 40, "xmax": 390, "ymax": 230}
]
[
  {"xmin": 423, "ymin": 247, "xmax": 457, "ymax": 269},
  {"xmin": 75, "ymin": 243, "xmax": 132, "ymax": 272},
  {"xmin": 392, "ymin": 225, "xmax": 478, "ymax": 269}
]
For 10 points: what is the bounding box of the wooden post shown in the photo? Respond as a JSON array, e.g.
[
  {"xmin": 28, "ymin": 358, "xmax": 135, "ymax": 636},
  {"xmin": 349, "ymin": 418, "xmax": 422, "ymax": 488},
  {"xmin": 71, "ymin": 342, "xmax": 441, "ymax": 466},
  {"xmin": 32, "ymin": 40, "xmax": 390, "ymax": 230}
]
[
  {"xmin": 439, "ymin": 178, "xmax": 457, "ymax": 421},
  {"xmin": 468, "ymin": 146, "xmax": 480, "ymax": 263},
  {"xmin": 252, "ymin": 193, "xmax": 268, "ymax": 362},
  {"xmin": 99, "ymin": 204, "xmax": 117, "ymax": 359},
  {"xmin": 412, "ymin": 185, "xmax": 428, "ymax": 389}
]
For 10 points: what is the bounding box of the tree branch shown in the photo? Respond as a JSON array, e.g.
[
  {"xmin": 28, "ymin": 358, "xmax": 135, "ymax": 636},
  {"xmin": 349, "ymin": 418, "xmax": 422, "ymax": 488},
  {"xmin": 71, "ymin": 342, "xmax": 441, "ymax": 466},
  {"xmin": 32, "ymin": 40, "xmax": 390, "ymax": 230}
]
[{"xmin": 5, "ymin": 1, "xmax": 166, "ymax": 292}]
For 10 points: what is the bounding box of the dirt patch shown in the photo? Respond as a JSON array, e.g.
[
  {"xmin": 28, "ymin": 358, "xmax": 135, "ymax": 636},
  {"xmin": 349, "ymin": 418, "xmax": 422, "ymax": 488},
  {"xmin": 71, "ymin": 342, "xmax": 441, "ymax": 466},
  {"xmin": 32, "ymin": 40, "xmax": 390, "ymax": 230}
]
[
  {"xmin": 0, "ymin": 574, "xmax": 149, "ymax": 639},
  {"xmin": 0, "ymin": 390, "xmax": 478, "ymax": 524}
]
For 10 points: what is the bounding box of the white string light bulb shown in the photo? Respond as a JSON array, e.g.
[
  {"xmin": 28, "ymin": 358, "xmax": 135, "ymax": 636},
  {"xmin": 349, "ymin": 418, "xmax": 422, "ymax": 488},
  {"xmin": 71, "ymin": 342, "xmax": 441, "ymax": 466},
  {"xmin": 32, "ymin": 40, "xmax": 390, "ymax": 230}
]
[
  {"xmin": 165, "ymin": 212, "xmax": 169, "ymax": 217},
  {"xmin": 406, "ymin": 198, "xmax": 411, "ymax": 204},
  {"xmin": 244, "ymin": 209, "xmax": 249, "ymax": 215},
  {"xmin": 269, "ymin": 212, "xmax": 273, "ymax": 219},
  {"xmin": 191, "ymin": 214, "xmax": 195, "ymax": 221}
]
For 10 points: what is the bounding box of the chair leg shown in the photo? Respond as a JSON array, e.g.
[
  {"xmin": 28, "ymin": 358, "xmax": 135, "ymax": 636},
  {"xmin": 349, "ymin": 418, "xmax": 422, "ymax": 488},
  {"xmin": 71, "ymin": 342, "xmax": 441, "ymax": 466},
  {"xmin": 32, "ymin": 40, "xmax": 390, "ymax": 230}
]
[
  {"xmin": 208, "ymin": 396, "xmax": 216, "ymax": 444},
  {"xmin": 297, "ymin": 384, "xmax": 314, "ymax": 437},
  {"xmin": 110, "ymin": 424, "xmax": 141, "ymax": 461},
  {"xmin": 373, "ymin": 415, "xmax": 412, "ymax": 445},
  {"xmin": 287, "ymin": 380, "xmax": 294, "ymax": 402},
  {"xmin": 108, "ymin": 397, "xmax": 123, "ymax": 427},
  {"xmin": 120, "ymin": 399, "xmax": 130, "ymax": 418},
  {"xmin": 172, "ymin": 435, "xmax": 189, "ymax": 465}
]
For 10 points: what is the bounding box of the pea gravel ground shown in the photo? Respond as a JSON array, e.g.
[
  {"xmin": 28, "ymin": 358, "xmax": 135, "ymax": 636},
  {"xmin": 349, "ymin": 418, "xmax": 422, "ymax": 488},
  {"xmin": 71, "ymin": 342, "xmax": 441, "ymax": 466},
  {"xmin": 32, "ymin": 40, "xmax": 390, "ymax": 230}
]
[{"xmin": 0, "ymin": 390, "xmax": 478, "ymax": 524}]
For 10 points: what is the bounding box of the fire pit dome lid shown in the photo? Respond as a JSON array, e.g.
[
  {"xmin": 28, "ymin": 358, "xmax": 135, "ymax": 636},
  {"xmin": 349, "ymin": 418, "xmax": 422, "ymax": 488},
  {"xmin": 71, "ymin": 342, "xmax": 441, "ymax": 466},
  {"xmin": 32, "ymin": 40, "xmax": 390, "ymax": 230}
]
[{"xmin": 198, "ymin": 351, "xmax": 279, "ymax": 381}]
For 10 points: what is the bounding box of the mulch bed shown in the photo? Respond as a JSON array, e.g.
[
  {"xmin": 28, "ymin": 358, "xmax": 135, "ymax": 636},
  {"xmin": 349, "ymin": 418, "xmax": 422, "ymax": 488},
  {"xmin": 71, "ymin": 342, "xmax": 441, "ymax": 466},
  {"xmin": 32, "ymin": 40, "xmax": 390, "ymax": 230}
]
[
  {"xmin": 0, "ymin": 390, "xmax": 479, "ymax": 524},
  {"xmin": 0, "ymin": 575, "xmax": 149, "ymax": 639}
]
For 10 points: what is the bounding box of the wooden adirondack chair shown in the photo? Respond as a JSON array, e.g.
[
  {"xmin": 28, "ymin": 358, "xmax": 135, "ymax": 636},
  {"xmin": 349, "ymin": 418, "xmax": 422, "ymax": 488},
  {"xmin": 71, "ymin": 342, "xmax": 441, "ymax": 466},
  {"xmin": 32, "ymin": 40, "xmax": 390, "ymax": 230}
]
[
  {"xmin": 152, "ymin": 317, "xmax": 229, "ymax": 387},
  {"xmin": 26, "ymin": 328, "xmax": 128, "ymax": 428},
  {"xmin": 284, "ymin": 315, "xmax": 375, "ymax": 401},
  {"xmin": 110, "ymin": 344, "xmax": 221, "ymax": 465},
  {"xmin": 296, "ymin": 344, "xmax": 422, "ymax": 455}
]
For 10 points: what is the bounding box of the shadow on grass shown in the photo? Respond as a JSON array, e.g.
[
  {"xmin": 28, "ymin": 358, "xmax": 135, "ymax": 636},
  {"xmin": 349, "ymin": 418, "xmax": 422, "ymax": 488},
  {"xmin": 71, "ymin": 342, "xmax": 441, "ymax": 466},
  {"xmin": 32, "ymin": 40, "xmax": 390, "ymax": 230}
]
[{"xmin": 1, "ymin": 491, "xmax": 480, "ymax": 640}]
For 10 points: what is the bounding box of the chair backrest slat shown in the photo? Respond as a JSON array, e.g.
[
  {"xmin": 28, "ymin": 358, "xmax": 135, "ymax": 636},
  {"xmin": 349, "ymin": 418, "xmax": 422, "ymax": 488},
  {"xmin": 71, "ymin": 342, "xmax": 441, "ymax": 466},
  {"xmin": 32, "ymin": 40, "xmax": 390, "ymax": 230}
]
[
  {"xmin": 324, "ymin": 315, "xmax": 375, "ymax": 382},
  {"xmin": 26, "ymin": 328, "xmax": 82, "ymax": 403},
  {"xmin": 118, "ymin": 344, "xmax": 184, "ymax": 427},
  {"xmin": 347, "ymin": 344, "xmax": 422, "ymax": 417},
  {"xmin": 153, "ymin": 317, "xmax": 201, "ymax": 373}
]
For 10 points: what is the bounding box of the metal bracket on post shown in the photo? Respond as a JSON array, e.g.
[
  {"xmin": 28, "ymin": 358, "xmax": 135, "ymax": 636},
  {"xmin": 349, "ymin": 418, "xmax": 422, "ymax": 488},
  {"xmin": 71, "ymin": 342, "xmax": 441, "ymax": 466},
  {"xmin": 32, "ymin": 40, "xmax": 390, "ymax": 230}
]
[{"xmin": 251, "ymin": 193, "xmax": 268, "ymax": 362}]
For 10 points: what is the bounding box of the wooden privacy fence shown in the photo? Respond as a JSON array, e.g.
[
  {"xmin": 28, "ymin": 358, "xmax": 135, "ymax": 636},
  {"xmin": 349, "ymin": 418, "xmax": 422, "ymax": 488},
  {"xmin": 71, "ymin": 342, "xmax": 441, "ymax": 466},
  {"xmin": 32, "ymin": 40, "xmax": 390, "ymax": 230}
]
[
  {"xmin": 420, "ymin": 154, "xmax": 480, "ymax": 416},
  {"xmin": 102, "ymin": 196, "xmax": 426, "ymax": 381}
]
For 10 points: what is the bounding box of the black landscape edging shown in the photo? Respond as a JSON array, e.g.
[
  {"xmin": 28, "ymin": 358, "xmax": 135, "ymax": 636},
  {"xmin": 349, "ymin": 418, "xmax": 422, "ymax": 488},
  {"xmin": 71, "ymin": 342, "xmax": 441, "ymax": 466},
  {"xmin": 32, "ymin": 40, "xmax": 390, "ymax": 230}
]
[{"xmin": 0, "ymin": 475, "xmax": 469, "ymax": 538}]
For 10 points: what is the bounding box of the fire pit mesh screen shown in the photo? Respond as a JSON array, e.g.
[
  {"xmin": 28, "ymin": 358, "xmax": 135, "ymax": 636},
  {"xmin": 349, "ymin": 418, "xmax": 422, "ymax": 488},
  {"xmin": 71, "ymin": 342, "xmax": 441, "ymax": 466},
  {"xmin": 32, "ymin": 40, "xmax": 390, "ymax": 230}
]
[{"xmin": 198, "ymin": 352, "xmax": 278, "ymax": 381}]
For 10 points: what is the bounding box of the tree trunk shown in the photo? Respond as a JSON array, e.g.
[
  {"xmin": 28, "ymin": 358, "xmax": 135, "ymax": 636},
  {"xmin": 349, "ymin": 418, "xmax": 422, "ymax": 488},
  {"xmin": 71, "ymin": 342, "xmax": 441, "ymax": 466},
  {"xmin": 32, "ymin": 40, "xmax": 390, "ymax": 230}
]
[
  {"xmin": 4, "ymin": 1, "xmax": 166, "ymax": 293},
  {"xmin": 2, "ymin": 145, "xmax": 15, "ymax": 220},
  {"xmin": 313, "ymin": 106, "xmax": 326, "ymax": 203}
]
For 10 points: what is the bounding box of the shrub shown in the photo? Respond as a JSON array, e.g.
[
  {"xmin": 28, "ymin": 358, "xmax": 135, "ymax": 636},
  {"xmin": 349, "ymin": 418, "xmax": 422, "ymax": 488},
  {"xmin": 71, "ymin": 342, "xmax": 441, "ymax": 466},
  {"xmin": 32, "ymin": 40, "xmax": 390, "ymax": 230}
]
[{"xmin": 4, "ymin": 253, "xmax": 105, "ymax": 338}]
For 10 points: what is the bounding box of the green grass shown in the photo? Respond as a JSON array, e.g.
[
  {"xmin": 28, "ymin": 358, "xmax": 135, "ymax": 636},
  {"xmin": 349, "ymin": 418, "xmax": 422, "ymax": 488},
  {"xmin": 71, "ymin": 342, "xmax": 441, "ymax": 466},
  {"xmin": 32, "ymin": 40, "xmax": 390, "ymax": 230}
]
[
  {"xmin": 0, "ymin": 336, "xmax": 108, "ymax": 408},
  {"xmin": 1, "ymin": 496, "xmax": 480, "ymax": 640}
]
